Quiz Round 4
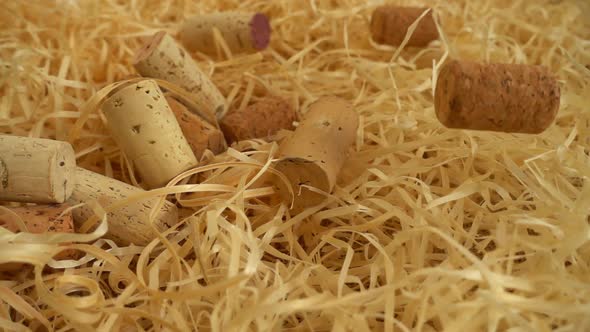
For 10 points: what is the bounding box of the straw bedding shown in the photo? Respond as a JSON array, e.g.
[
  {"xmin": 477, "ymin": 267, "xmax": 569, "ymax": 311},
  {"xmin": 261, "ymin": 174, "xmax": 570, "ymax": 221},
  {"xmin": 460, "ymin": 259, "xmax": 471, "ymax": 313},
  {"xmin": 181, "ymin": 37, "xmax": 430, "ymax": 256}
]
[{"xmin": 0, "ymin": 0, "xmax": 589, "ymax": 330}]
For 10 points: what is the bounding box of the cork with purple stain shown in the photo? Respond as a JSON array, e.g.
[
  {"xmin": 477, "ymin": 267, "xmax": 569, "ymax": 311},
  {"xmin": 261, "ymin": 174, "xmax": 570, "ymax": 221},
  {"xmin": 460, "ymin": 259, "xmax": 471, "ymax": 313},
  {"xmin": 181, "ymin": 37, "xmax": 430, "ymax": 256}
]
[{"xmin": 179, "ymin": 12, "xmax": 271, "ymax": 55}]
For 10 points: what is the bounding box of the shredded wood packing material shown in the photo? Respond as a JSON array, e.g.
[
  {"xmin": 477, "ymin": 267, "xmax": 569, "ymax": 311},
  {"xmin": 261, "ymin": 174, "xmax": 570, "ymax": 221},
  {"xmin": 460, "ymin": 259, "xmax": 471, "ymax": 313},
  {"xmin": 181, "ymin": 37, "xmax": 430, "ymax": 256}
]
[{"xmin": 0, "ymin": 0, "xmax": 589, "ymax": 331}]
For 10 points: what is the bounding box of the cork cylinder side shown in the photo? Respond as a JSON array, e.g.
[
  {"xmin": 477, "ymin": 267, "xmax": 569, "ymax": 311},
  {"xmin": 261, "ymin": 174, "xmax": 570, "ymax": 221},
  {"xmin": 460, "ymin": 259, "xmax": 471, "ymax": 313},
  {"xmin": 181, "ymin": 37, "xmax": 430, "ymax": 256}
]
[
  {"xmin": 134, "ymin": 31, "xmax": 226, "ymax": 119},
  {"xmin": 179, "ymin": 12, "xmax": 271, "ymax": 54},
  {"xmin": 67, "ymin": 167, "xmax": 178, "ymax": 246},
  {"xmin": 166, "ymin": 96, "xmax": 226, "ymax": 159},
  {"xmin": 273, "ymin": 97, "xmax": 358, "ymax": 213},
  {"xmin": 102, "ymin": 80, "xmax": 198, "ymax": 188},
  {"xmin": 370, "ymin": 6, "xmax": 438, "ymax": 47},
  {"xmin": 434, "ymin": 60, "xmax": 560, "ymax": 133},
  {"xmin": 0, "ymin": 204, "xmax": 78, "ymax": 259},
  {"xmin": 0, "ymin": 135, "xmax": 76, "ymax": 204},
  {"xmin": 220, "ymin": 96, "xmax": 297, "ymax": 144}
]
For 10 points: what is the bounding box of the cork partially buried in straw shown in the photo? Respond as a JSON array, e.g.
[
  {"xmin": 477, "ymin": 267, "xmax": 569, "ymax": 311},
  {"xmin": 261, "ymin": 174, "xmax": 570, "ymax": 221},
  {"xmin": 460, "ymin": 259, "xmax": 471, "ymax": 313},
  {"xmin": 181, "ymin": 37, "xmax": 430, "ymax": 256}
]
[
  {"xmin": 370, "ymin": 6, "xmax": 438, "ymax": 47},
  {"xmin": 434, "ymin": 60, "xmax": 560, "ymax": 134},
  {"xmin": 273, "ymin": 97, "xmax": 359, "ymax": 214},
  {"xmin": 102, "ymin": 80, "xmax": 198, "ymax": 189},
  {"xmin": 220, "ymin": 96, "xmax": 297, "ymax": 144},
  {"xmin": 67, "ymin": 167, "xmax": 179, "ymax": 246},
  {"xmin": 179, "ymin": 12, "xmax": 271, "ymax": 55},
  {"xmin": 166, "ymin": 96, "xmax": 227, "ymax": 159},
  {"xmin": 0, "ymin": 204, "xmax": 78, "ymax": 271},
  {"xmin": 134, "ymin": 31, "xmax": 226, "ymax": 119},
  {"xmin": 0, "ymin": 135, "xmax": 76, "ymax": 204}
]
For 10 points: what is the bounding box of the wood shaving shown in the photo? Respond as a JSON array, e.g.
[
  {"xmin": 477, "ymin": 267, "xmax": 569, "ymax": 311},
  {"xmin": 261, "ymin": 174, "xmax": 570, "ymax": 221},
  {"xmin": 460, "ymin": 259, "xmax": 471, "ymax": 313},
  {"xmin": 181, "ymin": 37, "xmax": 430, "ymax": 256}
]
[{"xmin": 1, "ymin": 0, "xmax": 589, "ymax": 330}]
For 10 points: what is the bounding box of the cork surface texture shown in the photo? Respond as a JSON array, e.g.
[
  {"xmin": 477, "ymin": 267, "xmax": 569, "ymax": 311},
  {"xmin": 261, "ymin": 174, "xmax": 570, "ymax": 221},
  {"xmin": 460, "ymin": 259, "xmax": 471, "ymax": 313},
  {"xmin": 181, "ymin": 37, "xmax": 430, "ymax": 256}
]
[
  {"xmin": 220, "ymin": 96, "xmax": 296, "ymax": 143},
  {"xmin": 435, "ymin": 60, "xmax": 560, "ymax": 133}
]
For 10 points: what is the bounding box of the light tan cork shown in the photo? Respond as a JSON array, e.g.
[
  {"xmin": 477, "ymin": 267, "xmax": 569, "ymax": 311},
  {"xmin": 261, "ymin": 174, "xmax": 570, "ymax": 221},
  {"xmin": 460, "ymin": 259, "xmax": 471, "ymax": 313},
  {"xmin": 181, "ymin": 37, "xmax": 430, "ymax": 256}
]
[
  {"xmin": 273, "ymin": 97, "xmax": 359, "ymax": 213},
  {"xmin": 134, "ymin": 31, "xmax": 226, "ymax": 119},
  {"xmin": 0, "ymin": 135, "xmax": 76, "ymax": 204},
  {"xmin": 102, "ymin": 80, "xmax": 198, "ymax": 189},
  {"xmin": 370, "ymin": 6, "xmax": 438, "ymax": 47},
  {"xmin": 166, "ymin": 96, "xmax": 226, "ymax": 159},
  {"xmin": 179, "ymin": 12, "xmax": 271, "ymax": 55},
  {"xmin": 220, "ymin": 96, "xmax": 297, "ymax": 144},
  {"xmin": 434, "ymin": 60, "xmax": 561, "ymax": 134},
  {"xmin": 0, "ymin": 204, "xmax": 78, "ymax": 265},
  {"xmin": 67, "ymin": 167, "xmax": 179, "ymax": 246}
]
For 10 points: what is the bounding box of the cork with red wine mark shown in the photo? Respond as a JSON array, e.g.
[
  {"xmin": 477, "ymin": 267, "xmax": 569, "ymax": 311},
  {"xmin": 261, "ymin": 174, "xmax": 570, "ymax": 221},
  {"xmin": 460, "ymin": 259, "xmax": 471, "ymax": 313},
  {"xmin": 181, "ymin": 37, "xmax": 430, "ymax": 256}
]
[
  {"xmin": 370, "ymin": 6, "xmax": 438, "ymax": 47},
  {"xmin": 179, "ymin": 12, "xmax": 271, "ymax": 55},
  {"xmin": 435, "ymin": 60, "xmax": 560, "ymax": 134},
  {"xmin": 166, "ymin": 96, "xmax": 226, "ymax": 158},
  {"xmin": 0, "ymin": 204, "xmax": 78, "ymax": 261},
  {"xmin": 220, "ymin": 96, "xmax": 297, "ymax": 144}
]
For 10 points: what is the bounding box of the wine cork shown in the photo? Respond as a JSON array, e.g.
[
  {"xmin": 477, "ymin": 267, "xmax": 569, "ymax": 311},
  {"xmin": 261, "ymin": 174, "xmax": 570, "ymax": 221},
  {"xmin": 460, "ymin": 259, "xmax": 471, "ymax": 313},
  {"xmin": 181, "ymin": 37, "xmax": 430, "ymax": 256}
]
[
  {"xmin": 0, "ymin": 204, "xmax": 78, "ymax": 268},
  {"xmin": 166, "ymin": 96, "xmax": 226, "ymax": 159},
  {"xmin": 434, "ymin": 60, "xmax": 560, "ymax": 134},
  {"xmin": 273, "ymin": 97, "xmax": 358, "ymax": 213},
  {"xmin": 0, "ymin": 135, "xmax": 76, "ymax": 204},
  {"xmin": 134, "ymin": 31, "xmax": 226, "ymax": 119},
  {"xmin": 370, "ymin": 6, "xmax": 438, "ymax": 47},
  {"xmin": 102, "ymin": 80, "xmax": 198, "ymax": 188},
  {"xmin": 179, "ymin": 12, "xmax": 271, "ymax": 54},
  {"xmin": 67, "ymin": 167, "xmax": 179, "ymax": 246},
  {"xmin": 220, "ymin": 96, "xmax": 297, "ymax": 144}
]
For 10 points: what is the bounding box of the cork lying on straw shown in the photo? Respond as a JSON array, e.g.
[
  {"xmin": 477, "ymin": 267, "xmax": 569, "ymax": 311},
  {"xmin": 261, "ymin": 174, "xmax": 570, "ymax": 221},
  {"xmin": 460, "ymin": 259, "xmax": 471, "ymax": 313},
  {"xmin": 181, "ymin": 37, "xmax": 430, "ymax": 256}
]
[
  {"xmin": 273, "ymin": 97, "xmax": 359, "ymax": 213},
  {"xmin": 102, "ymin": 80, "xmax": 198, "ymax": 189},
  {"xmin": 220, "ymin": 96, "xmax": 297, "ymax": 144},
  {"xmin": 435, "ymin": 60, "xmax": 561, "ymax": 133},
  {"xmin": 0, "ymin": 135, "xmax": 76, "ymax": 204},
  {"xmin": 179, "ymin": 12, "xmax": 271, "ymax": 55},
  {"xmin": 67, "ymin": 167, "xmax": 179, "ymax": 246},
  {"xmin": 0, "ymin": 204, "xmax": 78, "ymax": 270},
  {"xmin": 134, "ymin": 31, "xmax": 226, "ymax": 119},
  {"xmin": 370, "ymin": 6, "xmax": 438, "ymax": 47},
  {"xmin": 166, "ymin": 96, "xmax": 226, "ymax": 159}
]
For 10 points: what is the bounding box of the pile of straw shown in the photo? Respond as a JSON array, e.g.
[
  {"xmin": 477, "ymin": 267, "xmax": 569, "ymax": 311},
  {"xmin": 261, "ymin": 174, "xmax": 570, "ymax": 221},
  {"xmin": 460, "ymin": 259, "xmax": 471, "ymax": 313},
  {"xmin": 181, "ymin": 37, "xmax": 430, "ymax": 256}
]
[{"xmin": 1, "ymin": 0, "xmax": 589, "ymax": 330}]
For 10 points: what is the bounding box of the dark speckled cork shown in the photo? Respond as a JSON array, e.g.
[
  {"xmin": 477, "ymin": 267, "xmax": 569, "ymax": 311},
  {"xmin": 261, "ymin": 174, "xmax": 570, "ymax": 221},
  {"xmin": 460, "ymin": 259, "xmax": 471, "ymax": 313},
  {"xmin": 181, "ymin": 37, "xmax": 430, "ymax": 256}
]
[
  {"xmin": 166, "ymin": 96, "xmax": 227, "ymax": 158},
  {"xmin": 371, "ymin": 6, "xmax": 438, "ymax": 47},
  {"xmin": 134, "ymin": 31, "xmax": 226, "ymax": 119},
  {"xmin": 179, "ymin": 12, "xmax": 271, "ymax": 55},
  {"xmin": 102, "ymin": 80, "xmax": 198, "ymax": 188},
  {"xmin": 0, "ymin": 204, "xmax": 78, "ymax": 262},
  {"xmin": 220, "ymin": 96, "xmax": 297, "ymax": 144},
  {"xmin": 434, "ymin": 60, "xmax": 560, "ymax": 134}
]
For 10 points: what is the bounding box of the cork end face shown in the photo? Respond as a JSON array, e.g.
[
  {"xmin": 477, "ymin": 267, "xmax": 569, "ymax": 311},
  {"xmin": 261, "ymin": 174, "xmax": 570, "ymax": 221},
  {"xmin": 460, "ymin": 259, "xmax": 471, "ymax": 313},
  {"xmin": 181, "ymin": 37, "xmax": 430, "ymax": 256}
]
[
  {"xmin": 133, "ymin": 31, "xmax": 167, "ymax": 65},
  {"xmin": 434, "ymin": 60, "xmax": 460, "ymax": 129},
  {"xmin": 250, "ymin": 13, "xmax": 271, "ymax": 50},
  {"xmin": 274, "ymin": 157, "xmax": 331, "ymax": 214},
  {"xmin": 370, "ymin": 7, "xmax": 387, "ymax": 44}
]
